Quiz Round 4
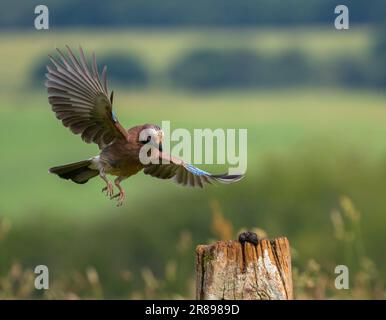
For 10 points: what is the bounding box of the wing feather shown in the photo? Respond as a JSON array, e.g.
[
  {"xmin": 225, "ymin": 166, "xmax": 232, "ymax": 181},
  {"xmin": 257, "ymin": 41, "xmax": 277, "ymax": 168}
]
[
  {"xmin": 45, "ymin": 46, "xmax": 129, "ymax": 148},
  {"xmin": 143, "ymin": 152, "xmax": 244, "ymax": 188}
]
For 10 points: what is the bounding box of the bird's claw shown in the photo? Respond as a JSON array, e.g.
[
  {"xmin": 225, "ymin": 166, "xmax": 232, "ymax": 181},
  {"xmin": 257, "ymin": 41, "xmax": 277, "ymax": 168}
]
[
  {"xmin": 111, "ymin": 191, "xmax": 125, "ymax": 207},
  {"xmin": 102, "ymin": 181, "xmax": 114, "ymax": 198}
]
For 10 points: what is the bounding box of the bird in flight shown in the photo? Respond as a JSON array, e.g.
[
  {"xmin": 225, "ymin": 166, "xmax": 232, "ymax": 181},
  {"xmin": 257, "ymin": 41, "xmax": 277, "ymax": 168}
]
[{"xmin": 46, "ymin": 46, "xmax": 244, "ymax": 206}]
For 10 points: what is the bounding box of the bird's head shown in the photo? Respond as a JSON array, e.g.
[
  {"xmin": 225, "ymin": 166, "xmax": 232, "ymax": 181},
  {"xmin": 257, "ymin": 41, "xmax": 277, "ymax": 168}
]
[{"xmin": 138, "ymin": 124, "xmax": 164, "ymax": 152}]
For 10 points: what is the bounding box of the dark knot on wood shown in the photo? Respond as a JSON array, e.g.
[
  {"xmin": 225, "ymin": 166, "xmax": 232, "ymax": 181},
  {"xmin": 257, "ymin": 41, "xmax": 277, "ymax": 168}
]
[{"xmin": 238, "ymin": 231, "xmax": 259, "ymax": 245}]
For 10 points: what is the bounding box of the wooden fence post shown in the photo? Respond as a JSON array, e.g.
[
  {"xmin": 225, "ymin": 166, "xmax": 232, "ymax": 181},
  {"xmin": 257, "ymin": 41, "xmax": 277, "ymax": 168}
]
[{"xmin": 195, "ymin": 236, "xmax": 293, "ymax": 300}]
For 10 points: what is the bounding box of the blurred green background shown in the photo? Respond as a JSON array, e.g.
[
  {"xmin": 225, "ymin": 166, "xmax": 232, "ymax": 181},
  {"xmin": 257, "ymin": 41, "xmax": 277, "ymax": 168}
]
[{"xmin": 0, "ymin": 0, "xmax": 385, "ymax": 299}]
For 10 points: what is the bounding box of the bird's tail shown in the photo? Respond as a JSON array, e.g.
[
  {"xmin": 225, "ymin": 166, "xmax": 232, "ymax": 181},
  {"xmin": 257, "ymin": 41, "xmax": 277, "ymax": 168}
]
[{"xmin": 49, "ymin": 159, "xmax": 99, "ymax": 184}]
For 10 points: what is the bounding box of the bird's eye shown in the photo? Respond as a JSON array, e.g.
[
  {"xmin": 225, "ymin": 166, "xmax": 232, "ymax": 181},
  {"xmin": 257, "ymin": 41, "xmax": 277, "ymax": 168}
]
[{"xmin": 140, "ymin": 135, "xmax": 152, "ymax": 144}]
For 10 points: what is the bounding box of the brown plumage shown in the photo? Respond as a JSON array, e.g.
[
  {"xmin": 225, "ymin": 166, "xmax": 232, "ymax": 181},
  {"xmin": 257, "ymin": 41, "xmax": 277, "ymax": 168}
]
[{"xmin": 46, "ymin": 46, "xmax": 244, "ymax": 206}]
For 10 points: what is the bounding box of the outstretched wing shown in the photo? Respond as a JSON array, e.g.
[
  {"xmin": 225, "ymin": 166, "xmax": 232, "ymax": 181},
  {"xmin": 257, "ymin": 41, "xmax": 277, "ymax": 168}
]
[
  {"xmin": 45, "ymin": 46, "xmax": 129, "ymax": 148},
  {"xmin": 143, "ymin": 152, "xmax": 244, "ymax": 188}
]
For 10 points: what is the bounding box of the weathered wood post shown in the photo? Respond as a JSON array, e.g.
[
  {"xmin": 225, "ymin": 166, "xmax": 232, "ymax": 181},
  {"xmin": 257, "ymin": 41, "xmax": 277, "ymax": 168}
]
[{"xmin": 195, "ymin": 235, "xmax": 293, "ymax": 300}]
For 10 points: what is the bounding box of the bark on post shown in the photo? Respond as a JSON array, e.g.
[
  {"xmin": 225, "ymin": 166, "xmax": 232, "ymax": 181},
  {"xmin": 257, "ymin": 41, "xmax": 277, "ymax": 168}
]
[{"xmin": 195, "ymin": 237, "xmax": 293, "ymax": 300}]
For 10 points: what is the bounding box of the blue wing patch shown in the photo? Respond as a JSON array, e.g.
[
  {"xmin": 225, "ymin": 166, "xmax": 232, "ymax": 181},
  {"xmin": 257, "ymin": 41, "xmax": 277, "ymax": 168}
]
[
  {"xmin": 185, "ymin": 164, "xmax": 210, "ymax": 176},
  {"xmin": 112, "ymin": 110, "xmax": 118, "ymax": 123}
]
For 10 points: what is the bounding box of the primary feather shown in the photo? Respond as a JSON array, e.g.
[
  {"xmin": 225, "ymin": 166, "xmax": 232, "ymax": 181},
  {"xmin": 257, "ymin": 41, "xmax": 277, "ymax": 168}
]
[{"xmin": 45, "ymin": 46, "xmax": 128, "ymax": 149}]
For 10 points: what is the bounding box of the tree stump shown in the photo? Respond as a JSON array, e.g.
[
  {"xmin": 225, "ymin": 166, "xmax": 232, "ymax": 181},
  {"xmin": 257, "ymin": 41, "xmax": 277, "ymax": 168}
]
[{"xmin": 195, "ymin": 237, "xmax": 293, "ymax": 300}]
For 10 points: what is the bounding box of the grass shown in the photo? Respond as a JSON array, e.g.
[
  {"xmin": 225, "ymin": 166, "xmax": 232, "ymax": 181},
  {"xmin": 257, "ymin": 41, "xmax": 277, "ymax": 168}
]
[{"xmin": 1, "ymin": 197, "xmax": 384, "ymax": 299}]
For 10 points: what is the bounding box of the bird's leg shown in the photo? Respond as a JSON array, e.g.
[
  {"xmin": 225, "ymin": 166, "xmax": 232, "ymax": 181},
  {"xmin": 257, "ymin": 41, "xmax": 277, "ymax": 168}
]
[
  {"xmin": 111, "ymin": 176, "xmax": 126, "ymax": 207},
  {"xmin": 100, "ymin": 170, "xmax": 114, "ymax": 198}
]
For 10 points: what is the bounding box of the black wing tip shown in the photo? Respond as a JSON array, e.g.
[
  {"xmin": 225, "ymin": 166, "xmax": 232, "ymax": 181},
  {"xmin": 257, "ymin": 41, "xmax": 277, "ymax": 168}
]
[
  {"xmin": 110, "ymin": 90, "xmax": 114, "ymax": 104},
  {"xmin": 48, "ymin": 167, "xmax": 58, "ymax": 175},
  {"xmin": 211, "ymin": 173, "xmax": 245, "ymax": 183}
]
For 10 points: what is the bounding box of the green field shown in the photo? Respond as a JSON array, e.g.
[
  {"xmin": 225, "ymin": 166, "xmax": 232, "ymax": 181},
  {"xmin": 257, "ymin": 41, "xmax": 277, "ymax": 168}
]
[
  {"xmin": 0, "ymin": 28, "xmax": 385, "ymax": 298},
  {"xmin": 1, "ymin": 88, "xmax": 386, "ymax": 218}
]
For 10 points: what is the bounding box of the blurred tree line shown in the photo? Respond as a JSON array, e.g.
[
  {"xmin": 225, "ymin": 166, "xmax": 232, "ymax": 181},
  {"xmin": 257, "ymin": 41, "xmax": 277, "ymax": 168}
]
[
  {"xmin": 373, "ymin": 31, "xmax": 386, "ymax": 88},
  {"xmin": 1, "ymin": 0, "xmax": 385, "ymax": 28},
  {"xmin": 170, "ymin": 29, "xmax": 386, "ymax": 90},
  {"xmin": 33, "ymin": 30, "xmax": 386, "ymax": 90}
]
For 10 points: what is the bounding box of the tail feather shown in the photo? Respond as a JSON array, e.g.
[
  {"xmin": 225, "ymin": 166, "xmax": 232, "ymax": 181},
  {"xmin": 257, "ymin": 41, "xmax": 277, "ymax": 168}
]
[{"xmin": 49, "ymin": 160, "xmax": 99, "ymax": 184}]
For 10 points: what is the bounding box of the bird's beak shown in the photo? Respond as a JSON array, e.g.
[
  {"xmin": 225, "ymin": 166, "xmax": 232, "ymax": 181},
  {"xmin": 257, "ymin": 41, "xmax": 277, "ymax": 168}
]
[
  {"xmin": 148, "ymin": 132, "xmax": 163, "ymax": 152},
  {"xmin": 156, "ymin": 131, "xmax": 164, "ymax": 152}
]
